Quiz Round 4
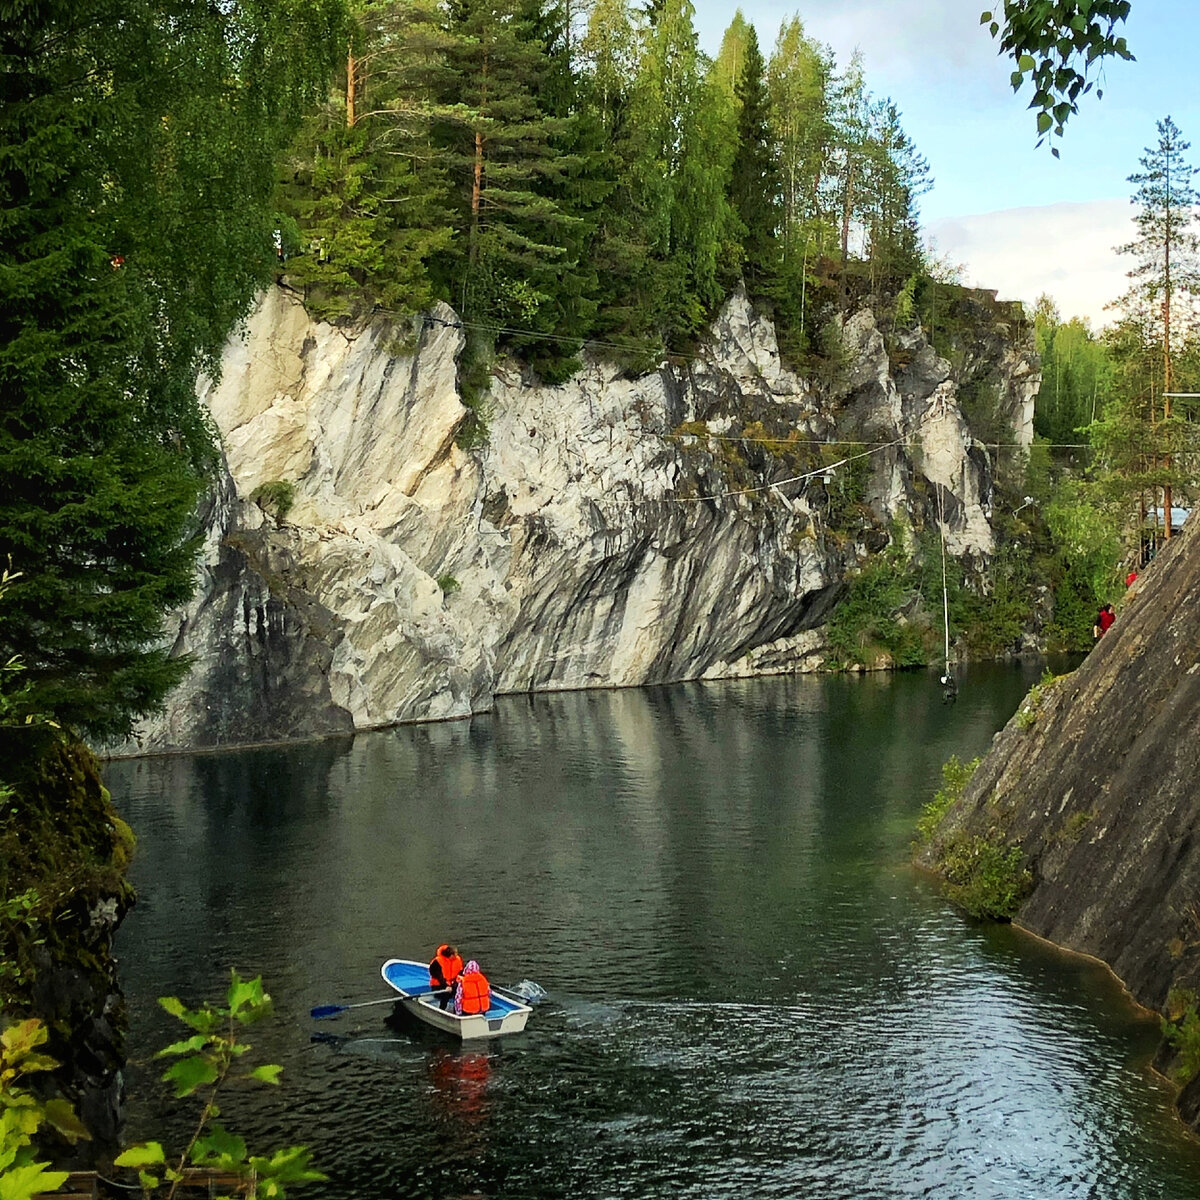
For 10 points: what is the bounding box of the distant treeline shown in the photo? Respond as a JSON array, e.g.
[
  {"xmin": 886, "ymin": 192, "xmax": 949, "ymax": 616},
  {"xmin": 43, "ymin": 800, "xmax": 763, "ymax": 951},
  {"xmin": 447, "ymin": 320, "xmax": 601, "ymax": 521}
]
[{"xmin": 275, "ymin": 0, "xmax": 932, "ymax": 388}]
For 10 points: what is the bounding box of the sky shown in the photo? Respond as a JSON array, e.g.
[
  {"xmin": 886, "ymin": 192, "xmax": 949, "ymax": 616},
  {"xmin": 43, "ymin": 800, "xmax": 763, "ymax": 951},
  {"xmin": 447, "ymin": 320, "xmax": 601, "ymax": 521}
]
[{"xmin": 692, "ymin": 0, "xmax": 1200, "ymax": 328}]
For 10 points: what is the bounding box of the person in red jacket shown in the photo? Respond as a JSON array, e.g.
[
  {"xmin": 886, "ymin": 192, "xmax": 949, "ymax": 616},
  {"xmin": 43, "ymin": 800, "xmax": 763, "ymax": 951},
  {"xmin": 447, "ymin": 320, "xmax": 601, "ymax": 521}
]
[
  {"xmin": 1093, "ymin": 603, "xmax": 1115, "ymax": 641},
  {"xmin": 454, "ymin": 960, "xmax": 491, "ymax": 1016},
  {"xmin": 429, "ymin": 944, "xmax": 464, "ymax": 1009}
]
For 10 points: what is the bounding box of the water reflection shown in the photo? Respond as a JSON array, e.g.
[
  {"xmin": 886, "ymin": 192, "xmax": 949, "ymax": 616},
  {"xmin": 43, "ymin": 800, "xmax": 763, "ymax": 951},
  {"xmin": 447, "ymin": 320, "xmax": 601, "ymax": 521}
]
[{"xmin": 107, "ymin": 665, "xmax": 1200, "ymax": 1199}]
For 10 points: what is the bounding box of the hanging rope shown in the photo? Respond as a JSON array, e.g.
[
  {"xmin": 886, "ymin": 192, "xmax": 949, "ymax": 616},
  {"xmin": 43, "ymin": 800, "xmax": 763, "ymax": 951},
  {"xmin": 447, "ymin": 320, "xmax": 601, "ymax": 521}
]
[{"xmin": 937, "ymin": 485, "xmax": 956, "ymax": 702}]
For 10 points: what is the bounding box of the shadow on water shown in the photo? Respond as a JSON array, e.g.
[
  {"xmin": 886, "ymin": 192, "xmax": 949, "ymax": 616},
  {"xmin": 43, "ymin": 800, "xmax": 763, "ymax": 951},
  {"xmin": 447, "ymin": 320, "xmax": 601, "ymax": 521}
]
[{"xmin": 106, "ymin": 664, "xmax": 1200, "ymax": 1200}]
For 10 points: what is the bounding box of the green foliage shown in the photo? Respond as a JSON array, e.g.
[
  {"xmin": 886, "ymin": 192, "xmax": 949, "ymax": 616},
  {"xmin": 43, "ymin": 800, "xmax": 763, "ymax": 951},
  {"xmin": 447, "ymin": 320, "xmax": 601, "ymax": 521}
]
[
  {"xmin": 1057, "ymin": 808, "xmax": 1096, "ymax": 841},
  {"xmin": 454, "ymin": 341, "xmax": 496, "ymax": 450},
  {"xmin": 273, "ymin": 0, "xmax": 932, "ymax": 379},
  {"xmin": 728, "ymin": 26, "xmax": 779, "ymax": 291},
  {"xmin": 1014, "ymin": 669, "xmax": 1064, "ymax": 729},
  {"xmin": 436, "ymin": 575, "xmax": 460, "ymax": 595},
  {"xmin": 0, "ymin": 0, "xmax": 345, "ymax": 740},
  {"xmin": 1033, "ymin": 296, "xmax": 1111, "ymax": 448},
  {"xmin": 1044, "ymin": 477, "xmax": 1122, "ymax": 601},
  {"xmin": 825, "ymin": 546, "xmax": 929, "ymax": 670},
  {"xmin": 983, "ymin": 1, "xmax": 1135, "ymax": 152},
  {"xmin": 250, "ymin": 482, "xmax": 297, "ymax": 524},
  {"xmin": 916, "ymin": 755, "xmax": 981, "ymax": 847},
  {"xmin": 917, "ymin": 753, "xmax": 1030, "ymax": 920},
  {"xmin": 0, "ymin": 1019, "xmax": 89, "ymax": 1200},
  {"xmin": 939, "ymin": 834, "xmax": 1033, "ymax": 921},
  {"xmin": 277, "ymin": 115, "xmax": 453, "ymax": 322},
  {"xmin": 0, "ymin": 733, "xmax": 134, "ymax": 1012},
  {"xmin": 115, "ymin": 972, "xmax": 325, "ymax": 1199},
  {"xmin": 1162, "ymin": 989, "xmax": 1200, "ymax": 1085}
]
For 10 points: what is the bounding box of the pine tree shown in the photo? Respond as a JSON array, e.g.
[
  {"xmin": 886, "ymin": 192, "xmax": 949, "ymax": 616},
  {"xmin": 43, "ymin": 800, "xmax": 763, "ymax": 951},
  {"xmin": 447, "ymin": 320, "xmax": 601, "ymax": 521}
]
[
  {"xmin": 277, "ymin": 0, "xmax": 457, "ymax": 320},
  {"xmin": 436, "ymin": 0, "xmax": 579, "ymax": 327},
  {"xmin": 626, "ymin": 0, "xmax": 735, "ymax": 343},
  {"xmin": 1114, "ymin": 116, "xmax": 1200, "ymax": 538},
  {"xmin": 830, "ymin": 53, "xmax": 869, "ymax": 310},
  {"xmin": 860, "ymin": 100, "xmax": 929, "ymax": 293}
]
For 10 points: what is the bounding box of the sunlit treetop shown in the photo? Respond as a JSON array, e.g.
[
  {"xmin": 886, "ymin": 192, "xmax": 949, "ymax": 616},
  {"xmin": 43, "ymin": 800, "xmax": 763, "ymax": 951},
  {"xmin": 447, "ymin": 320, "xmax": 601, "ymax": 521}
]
[{"xmin": 983, "ymin": 0, "xmax": 1135, "ymax": 155}]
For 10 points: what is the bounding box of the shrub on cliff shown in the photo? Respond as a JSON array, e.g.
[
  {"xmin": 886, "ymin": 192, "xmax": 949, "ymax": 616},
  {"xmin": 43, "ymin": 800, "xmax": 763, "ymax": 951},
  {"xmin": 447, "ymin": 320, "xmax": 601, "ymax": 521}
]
[
  {"xmin": 915, "ymin": 755, "xmax": 980, "ymax": 847},
  {"xmin": 826, "ymin": 549, "xmax": 930, "ymax": 670},
  {"xmin": 937, "ymin": 834, "xmax": 1033, "ymax": 922},
  {"xmin": 916, "ymin": 755, "xmax": 1031, "ymax": 921}
]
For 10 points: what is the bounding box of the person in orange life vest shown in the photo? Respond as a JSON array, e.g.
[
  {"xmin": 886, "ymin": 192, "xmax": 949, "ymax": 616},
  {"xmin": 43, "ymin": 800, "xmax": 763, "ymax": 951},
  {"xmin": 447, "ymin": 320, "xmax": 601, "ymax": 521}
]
[
  {"xmin": 1093, "ymin": 603, "xmax": 1115, "ymax": 641},
  {"xmin": 454, "ymin": 960, "xmax": 491, "ymax": 1016},
  {"xmin": 429, "ymin": 944, "xmax": 464, "ymax": 1009}
]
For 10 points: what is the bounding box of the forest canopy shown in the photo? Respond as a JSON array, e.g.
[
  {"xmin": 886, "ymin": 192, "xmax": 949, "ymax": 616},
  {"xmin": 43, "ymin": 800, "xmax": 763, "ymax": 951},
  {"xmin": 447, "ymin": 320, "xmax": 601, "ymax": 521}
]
[{"xmin": 275, "ymin": 0, "xmax": 933, "ymax": 380}]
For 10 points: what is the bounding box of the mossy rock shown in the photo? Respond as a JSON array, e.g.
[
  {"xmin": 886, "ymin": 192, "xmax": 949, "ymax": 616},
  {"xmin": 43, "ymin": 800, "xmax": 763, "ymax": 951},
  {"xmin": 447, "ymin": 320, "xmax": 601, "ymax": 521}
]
[{"xmin": 1, "ymin": 730, "xmax": 135, "ymax": 1011}]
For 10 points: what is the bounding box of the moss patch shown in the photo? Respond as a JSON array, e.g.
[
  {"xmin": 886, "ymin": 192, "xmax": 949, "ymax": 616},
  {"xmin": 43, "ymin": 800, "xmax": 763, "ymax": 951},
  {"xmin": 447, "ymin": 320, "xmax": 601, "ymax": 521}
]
[{"xmin": 0, "ymin": 731, "xmax": 134, "ymax": 1011}]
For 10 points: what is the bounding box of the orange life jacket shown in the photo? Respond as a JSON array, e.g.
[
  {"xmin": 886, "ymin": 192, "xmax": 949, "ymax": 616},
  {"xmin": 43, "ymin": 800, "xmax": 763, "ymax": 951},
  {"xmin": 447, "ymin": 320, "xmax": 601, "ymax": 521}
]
[
  {"xmin": 458, "ymin": 970, "xmax": 491, "ymax": 1015},
  {"xmin": 430, "ymin": 947, "xmax": 463, "ymax": 990}
]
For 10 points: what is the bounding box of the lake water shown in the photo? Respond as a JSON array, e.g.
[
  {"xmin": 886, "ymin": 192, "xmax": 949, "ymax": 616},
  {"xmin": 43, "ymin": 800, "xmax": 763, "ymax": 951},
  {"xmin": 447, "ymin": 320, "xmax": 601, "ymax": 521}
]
[{"xmin": 106, "ymin": 664, "xmax": 1200, "ymax": 1199}]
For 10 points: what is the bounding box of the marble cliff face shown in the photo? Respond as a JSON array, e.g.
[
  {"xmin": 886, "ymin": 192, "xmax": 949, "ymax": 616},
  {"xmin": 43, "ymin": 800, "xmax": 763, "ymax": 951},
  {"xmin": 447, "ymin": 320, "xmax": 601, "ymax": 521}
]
[{"xmin": 120, "ymin": 285, "xmax": 1037, "ymax": 753}]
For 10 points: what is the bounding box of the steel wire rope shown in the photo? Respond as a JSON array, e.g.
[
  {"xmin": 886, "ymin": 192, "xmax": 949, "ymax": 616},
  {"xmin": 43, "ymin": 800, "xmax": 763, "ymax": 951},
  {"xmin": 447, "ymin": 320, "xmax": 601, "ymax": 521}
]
[
  {"xmin": 937, "ymin": 484, "xmax": 952, "ymax": 680},
  {"xmin": 239, "ymin": 304, "xmax": 1082, "ymax": 520}
]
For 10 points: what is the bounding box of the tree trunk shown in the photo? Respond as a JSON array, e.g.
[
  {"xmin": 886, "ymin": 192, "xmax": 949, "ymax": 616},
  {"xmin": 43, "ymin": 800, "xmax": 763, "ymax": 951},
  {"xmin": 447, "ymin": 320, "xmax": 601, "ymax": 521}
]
[
  {"xmin": 346, "ymin": 42, "xmax": 356, "ymax": 127},
  {"xmin": 838, "ymin": 159, "xmax": 855, "ymax": 310},
  {"xmin": 1162, "ymin": 150, "xmax": 1174, "ymax": 539},
  {"xmin": 469, "ymin": 51, "xmax": 488, "ymax": 271}
]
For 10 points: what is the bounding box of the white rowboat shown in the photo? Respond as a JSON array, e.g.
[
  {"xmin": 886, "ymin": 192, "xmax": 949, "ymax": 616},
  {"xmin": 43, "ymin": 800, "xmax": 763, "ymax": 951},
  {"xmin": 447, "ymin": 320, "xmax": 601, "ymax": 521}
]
[{"xmin": 381, "ymin": 958, "xmax": 533, "ymax": 1039}]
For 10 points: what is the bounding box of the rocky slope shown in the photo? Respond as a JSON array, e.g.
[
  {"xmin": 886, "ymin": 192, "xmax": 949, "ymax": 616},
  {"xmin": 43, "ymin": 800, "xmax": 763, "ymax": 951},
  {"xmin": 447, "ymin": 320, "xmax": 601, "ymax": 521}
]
[
  {"xmin": 916, "ymin": 513, "xmax": 1200, "ymax": 1123},
  {"xmin": 117, "ymin": 285, "xmax": 1037, "ymax": 754}
]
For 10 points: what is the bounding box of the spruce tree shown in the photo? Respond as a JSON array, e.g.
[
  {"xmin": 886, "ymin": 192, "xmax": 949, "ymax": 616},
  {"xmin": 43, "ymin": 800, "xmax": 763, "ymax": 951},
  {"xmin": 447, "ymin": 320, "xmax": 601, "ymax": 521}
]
[
  {"xmin": 728, "ymin": 25, "xmax": 779, "ymax": 292},
  {"xmin": 579, "ymin": 0, "xmax": 664, "ymax": 366},
  {"xmin": 0, "ymin": 0, "xmax": 343, "ymax": 739}
]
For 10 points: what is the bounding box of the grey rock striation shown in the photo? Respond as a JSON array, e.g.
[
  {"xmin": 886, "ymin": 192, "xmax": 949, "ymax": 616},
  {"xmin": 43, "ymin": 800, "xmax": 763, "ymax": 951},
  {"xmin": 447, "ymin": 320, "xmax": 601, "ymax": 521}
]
[{"xmin": 119, "ymin": 285, "xmax": 1037, "ymax": 754}]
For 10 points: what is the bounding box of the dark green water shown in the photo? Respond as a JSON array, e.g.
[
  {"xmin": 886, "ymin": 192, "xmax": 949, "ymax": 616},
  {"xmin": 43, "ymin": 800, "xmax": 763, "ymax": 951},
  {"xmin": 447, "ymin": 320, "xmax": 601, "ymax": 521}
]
[{"xmin": 106, "ymin": 664, "xmax": 1200, "ymax": 1199}]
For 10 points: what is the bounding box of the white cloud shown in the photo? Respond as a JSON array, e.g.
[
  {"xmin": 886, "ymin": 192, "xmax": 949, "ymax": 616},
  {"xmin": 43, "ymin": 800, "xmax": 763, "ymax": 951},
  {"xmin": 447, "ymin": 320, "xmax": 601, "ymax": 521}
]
[
  {"xmin": 927, "ymin": 199, "xmax": 1137, "ymax": 327},
  {"xmin": 698, "ymin": 1, "xmax": 1014, "ymax": 102}
]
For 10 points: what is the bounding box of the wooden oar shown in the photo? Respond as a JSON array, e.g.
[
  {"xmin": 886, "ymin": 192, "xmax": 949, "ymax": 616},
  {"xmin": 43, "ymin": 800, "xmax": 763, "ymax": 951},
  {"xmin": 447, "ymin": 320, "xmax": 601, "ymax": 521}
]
[{"xmin": 311, "ymin": 990, "xmax": 449, "ymax": 1020}]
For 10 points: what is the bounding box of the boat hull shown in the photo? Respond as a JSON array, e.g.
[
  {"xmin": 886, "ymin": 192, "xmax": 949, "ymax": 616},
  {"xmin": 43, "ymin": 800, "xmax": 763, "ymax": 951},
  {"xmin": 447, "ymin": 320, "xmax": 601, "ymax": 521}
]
[{"xmin": 381, "ymin": 958, "xmax": 532, "ymax": 1039}]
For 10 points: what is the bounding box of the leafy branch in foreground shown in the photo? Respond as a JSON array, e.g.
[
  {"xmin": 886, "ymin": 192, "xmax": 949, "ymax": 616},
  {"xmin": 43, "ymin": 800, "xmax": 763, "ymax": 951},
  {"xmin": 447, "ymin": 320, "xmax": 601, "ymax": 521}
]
[
  {"xmin": 0, "ymin": 1018, "xmax": 90, "ymax": 1200},
  {"xmin": 115, "ymin": 972, "xmax": 324, "ymax": 1200},
  {"xmin": 982, "ymin": 1, "xmax": 1135, "ymax": 153}
]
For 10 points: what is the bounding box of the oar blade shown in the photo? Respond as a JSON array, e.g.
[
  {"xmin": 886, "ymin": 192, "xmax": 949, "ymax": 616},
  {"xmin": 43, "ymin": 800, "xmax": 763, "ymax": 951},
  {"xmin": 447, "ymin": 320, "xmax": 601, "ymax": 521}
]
[{"xmin": 310, "ymin": 1004, "xmax": 348, "ymax": 1019}]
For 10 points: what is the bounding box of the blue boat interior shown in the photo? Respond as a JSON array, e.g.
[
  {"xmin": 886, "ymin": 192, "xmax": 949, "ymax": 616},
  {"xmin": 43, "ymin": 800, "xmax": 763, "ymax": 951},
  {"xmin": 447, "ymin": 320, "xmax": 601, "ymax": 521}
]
[{"xmin": 383, "ymin": 959, "xmax": 525, "ymax": 1017}]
